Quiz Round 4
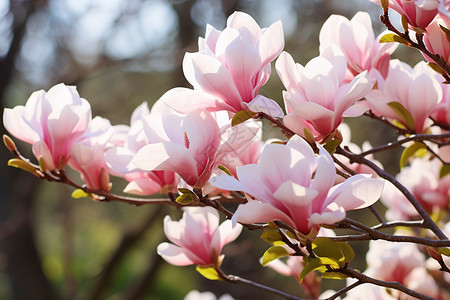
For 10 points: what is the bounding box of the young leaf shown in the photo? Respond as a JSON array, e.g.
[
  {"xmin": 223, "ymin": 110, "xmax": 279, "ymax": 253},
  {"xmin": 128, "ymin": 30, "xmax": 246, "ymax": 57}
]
[
  {"xmin": 387, "ymin": 101, "xmax": 415, "ymax": 130},
  {"xmin": 260, "ymin": 230, "xmax": 284, "ymax": 244},
  {"xmin": 303, "ymin": 128, "xmax": 315, "ymax": 144},
  {"xmin": 176, "ymin": 193, "xmax": 198, "ymax": 205},
  {"xmin": 323, "ymin": 139, "xmax": 341, "ymax": 155},
  {"xmin": 439, "ymin": 165, "xmax": 450, "ymax": 179},
  {"xmin": 262, "ymin": 246, "xmax": 290, "ymax": 266},
  {"xmin": 177, "ymin": 188, "xmax": 193, "ymax": 194},
  {"xmin": 3, "ymin": 134, "xmax": 17, "ymax": 153},
  {"xmin": 218, "ymin": 165, "xmax": 233, "ymax": 176},
  {"xmin": 8, "ymin": 158, "xmax": 40, "ymax": 176},
  {"xmin": 231, "ymin": 110, "xmax": 257, "ymax": 127},
  {"xmin": 380, "ymin": 0, "xmax": 389, "ymax": 11},
  {"xmin": 336, "ymin": 242, "xmax": 355, "ymax": 263},
  {"xmin": 299, "ymin": 258, "xmax": 325, "ymax": 283},
  {"xmin": 401, "ymin": 15, "xmax": 409, "ymax": 32},
  {"xmin": 312, "ymin": 237, "xmax": 343, "ymax": 262},
  {"xmin": 399, "ymin": 142, "xmax": 426, "ymax": 169},
  {"xmin": 321, "ymin": 272, "xmax": 348, "ymax": 280},
  {"xmin": 379, "ymin": 33, "xmax": 408, "ymax": 45},
  {"xmin": 71, "ymin": 189, "xmax": 90, "ymax": 199},
  {"xmin": 428, "ymin": 62, "xmax": 445, "ymax": 75},
  {"xmin": 439, "ymin": 247, "xmax": 450, "ymax": 257},
  {"xmin": 196, "ymin": 266, "xmax": 221, "ymax": 280}
]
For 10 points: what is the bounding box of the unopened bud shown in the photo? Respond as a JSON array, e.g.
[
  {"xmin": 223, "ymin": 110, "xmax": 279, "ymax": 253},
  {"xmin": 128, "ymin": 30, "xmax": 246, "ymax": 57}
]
[
  {"xmin": 426, "ymin": 246, "xmax": 443, "ymax": 263},
  {"xmin": 3, "ymin": 134, "xmax": 17, "ymax": 154}
]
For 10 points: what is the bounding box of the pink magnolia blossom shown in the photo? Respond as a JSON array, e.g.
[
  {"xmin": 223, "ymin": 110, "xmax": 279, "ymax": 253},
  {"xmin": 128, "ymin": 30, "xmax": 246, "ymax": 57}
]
[
  {"xmin": 381, "ymin": 156, "xmax": 450, "ymax": 220},
  {"xmin": 319, "ymin": 12, "xmax": 398, "ymax": 79},
  {"xmin": 157, "ymin": 207, "xmax": 242, "ymax": 267},
  {"xmin": 130, "ymin": 109, "xmax": 258, "ymax": 190},
  {"xmin": 365, "ymin": 238, "xmax": 439, "ymax": 299},
  {"xmin": 369, "ymin": 0, "xmax": 440, "ymax": 29},
  {"xmin": 184, "ymin": 291, "xmax": 234, "ymax": 300},
  {"xmin": 3, "ymin": 83, "xmax": 92, "ymax": 170},
  {"xmin": 429, "ymin": 67, "xmax": 450, "ymax": 126},
  {"xmin": 276, "ymin": 46, "xmax": 374, "ymax": 139},
  {"xmin": 161, "ymin": 11, "xmax": 285, "ymax": 118},
  {"xmin": 423, "ymin": 17, "xmax": 450, "ymax": 69},
  {"xmin": 211, "ymin": 135, "xmax": 384, "ymax": 236},
  {"xmin": 105, "ymin": 102, "xmax": 178, "ymax": 195},
  {"xmin": 365, "ymin": 60, "xmax": 443, "ymax": 133},
  {"xmin": 68, "ymin": 116, "xmax": 114, "ymax": 191}
]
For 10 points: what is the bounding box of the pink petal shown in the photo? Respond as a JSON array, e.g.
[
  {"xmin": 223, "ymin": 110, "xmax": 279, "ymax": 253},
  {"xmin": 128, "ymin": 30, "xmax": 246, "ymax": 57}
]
[
  {"xmin": 157, "ymin": 242, "xmax": 197, "ymax": 266},
  {"xmin": 245, "ymin": 95, "xmax": 284, "ymax": 118}
]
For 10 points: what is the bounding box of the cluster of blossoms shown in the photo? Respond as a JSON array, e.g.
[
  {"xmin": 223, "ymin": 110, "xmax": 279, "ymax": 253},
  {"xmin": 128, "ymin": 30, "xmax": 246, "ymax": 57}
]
[{"xmin": 3, "ymin": 1, "xmax": 450, "ymax": 299}]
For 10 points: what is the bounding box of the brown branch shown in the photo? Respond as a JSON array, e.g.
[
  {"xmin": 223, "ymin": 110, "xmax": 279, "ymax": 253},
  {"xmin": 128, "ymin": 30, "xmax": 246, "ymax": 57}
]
[
  {"xmin": 336, "ymin": 146, "xmax": 448, "ymax": 240},
  {"xmin": 341, "ymin": 267, "xmax": 437, "ymax": 300}
]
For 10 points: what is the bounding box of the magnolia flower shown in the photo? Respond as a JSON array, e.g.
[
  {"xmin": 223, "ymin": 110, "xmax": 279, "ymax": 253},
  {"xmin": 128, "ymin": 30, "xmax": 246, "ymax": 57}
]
[
  {"xmin": 369, "ymin": 0, "xmax": 440, "ymax": 29},
  {"xmin": 276, "ymin": 46, "xmax": 374, "ymax": 139},
  {"xmin": 68, "ymin": 116, "xmax": 114, "ymax": 191},
  {"xmin": 319, "ymin": 12, "xmax": 397, "ymax": 79},
  {"xmin": 365, "ymin": 60, "xmax": 442, "ymax": 133},
  {"xmin": 130, "ymin": 109, "xmax": 258, "ymax": 190},
  {"xmin": 184, "ymin": 291, "xmax": 234, "ymax": 300},
  {"xmin": 3, "ymin": 83, "xmax": 92, "ymax": 170},
  {"xmin": 423, "ymin": 17, "xmax": 450, "ymax": 69},
  {"xmin": 105, "ymin": 102, "xmax": 178, "ymax": 195},
  {"xmin": 365, "ymin": 238, "xmax": 439, "ymax": 299},
  {"xmin": 381, "ymin": 156, "xmax": 450, "ymax": 220},
  {"xmin": 157, "ymin": 207, "xmax": 242, "ymax": 267},
  {"xmin": 211, "ymin": 135, "xmax": 384, "ymax": 236},
  {"xmin": 161, "ymin": 11, "xmax": 285, "ymax": 118}
]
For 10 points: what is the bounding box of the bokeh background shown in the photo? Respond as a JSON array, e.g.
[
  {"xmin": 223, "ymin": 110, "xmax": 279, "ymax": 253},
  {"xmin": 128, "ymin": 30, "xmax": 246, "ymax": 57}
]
[{"xmin": 0, "ymin": 0, "xmax": 424, "ymax": 299}]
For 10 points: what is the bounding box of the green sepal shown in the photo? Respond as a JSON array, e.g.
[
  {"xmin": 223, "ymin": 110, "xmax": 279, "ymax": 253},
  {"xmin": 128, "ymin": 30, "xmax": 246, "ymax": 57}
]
[
  {"xmin": 196, "ymin": 266, "xmax": 221, "ymax": 280},
  {"xmin": 218, "ymin": 165, "xmax": 233, "ymax": 176},
  {"xmin": 231, "ymin": 110, "xmax": 257, "ymax": 127},
  {"xmin": 399, "ymin": 142, "xmax": 426, "ymax": 169},
  {"xmin": 323, "ymin": 139, "xmax": 341, "ymax": 155},
  {"xmin": 439, "ymin": 165, "xmax": 450, "ymax": 179},
  {"xmin": 428, "ymin": 62, "xmax": 446, "ymax": 75},
  {"xmin": 176, "ymin": 193, "xmax": 198, "ymax": 205},
  {"xmin": 178, "ymin": 188, "xmax": 193, "ymax": 194},
  {"xmin": 262, "ymin": 246, "xmax": 290, "ymax": 267},
  {"xmin": 71, "ymin": 189, "xmax": 91, "ymax": 199},
  {"xmin": 303, "ymin": 128, "xmax": 315, "ymax": 144},
  {"xmin": 260, "ymin": 230, "xmax": 284, "ymax": 245},
  {"xmin": 379, "ymin": 33, "xmax": 409, "ymax": 45},
  {"xmin": 387, "ymin": 101, "xmax": 415, "ymax": 130},
  {"xmin": 439, "ymin": 247, "xmax": 450, "ymax": 257}
]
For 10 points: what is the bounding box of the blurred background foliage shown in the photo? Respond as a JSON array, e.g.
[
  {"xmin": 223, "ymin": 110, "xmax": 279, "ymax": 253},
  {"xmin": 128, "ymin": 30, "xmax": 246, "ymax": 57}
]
[{"xmin": 0, "ymin": 0, "xmax": 425, "ymax": 299}]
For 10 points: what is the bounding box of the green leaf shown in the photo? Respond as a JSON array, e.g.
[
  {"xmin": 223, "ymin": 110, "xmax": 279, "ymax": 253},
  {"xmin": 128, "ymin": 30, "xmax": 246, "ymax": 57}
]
[
  {"xmin": 439, "ymin": 165, "xmax": 450, "ymax": 179},
  {"xmin": 336, "ymin": 242, "xmax": 355, "ymax": 263},
  {"xmin": 231, "ymin": 110, "xmax": 257, "ymax": 127},
  {"xmin": 196, "ymin": 266, "xmax": 221, "ymax": 280},
  {"xmin": 175, "ymin": 193, "xmax": 198, "ymax": 205},
  {"xmin": 439, "ymin": 248, "xmax": 450, "ymax": 257},
  {"xmin": 316, "ymin": 257, "xmax": 340, "ymax": 269},
  {"xmin": 71, "ymin": 189, "xmax": 90, "ymax": 199},
  {"xmin": 387, "ymin": 101, "xmax": 415, "ymax": 130},
  {"xmin": 262, "ymin": 246, "xmax": 290, "ymax": 266},
  {"xmin": 218, "ymin": 165, "xmax": 233, "ymax": 176},
  {"xmin": 321, "ymin": 272, "xmax": 349, "ymax": 280},
  {"xmin": 299, "ymin": 257, "xmax": 324, "ymax": 283},
  {"xmin": 399, "ymin": 142, "xmax": 426, "ymax": 169},
  {"xmin": 312, "ymin": 238, "xmax": 344, "ymax": 262},
  {"xmin": 260, "ymin": 230, "xmax": 284, "ymax": 244},
  {"xmin": 379, "ymin": 33, "xmax": 409, "ymax": 45}
]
